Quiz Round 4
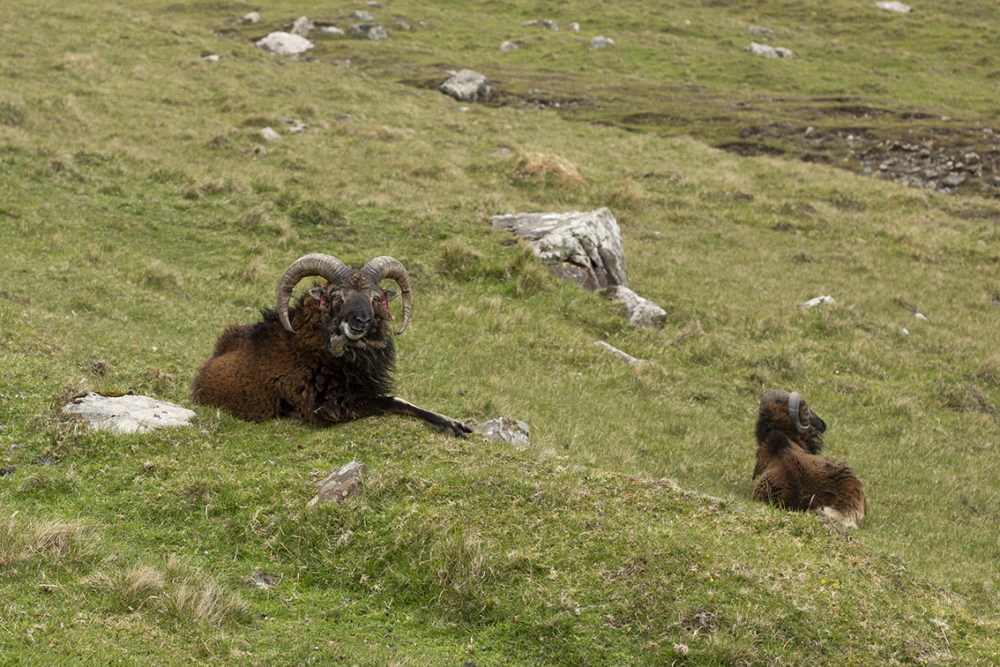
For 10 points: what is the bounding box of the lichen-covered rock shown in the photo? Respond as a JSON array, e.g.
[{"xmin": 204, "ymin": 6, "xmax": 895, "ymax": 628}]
[
  {"xmin": 307, "ymin": 461, "xmax": 367, "ymax": 507},
  {"xmin": 474, "ymin": 418, "xmax": 530, "ymax": 448},
  {"xmin": 491, "ymin": 208, "xmax": 629, "ymax": 290}
]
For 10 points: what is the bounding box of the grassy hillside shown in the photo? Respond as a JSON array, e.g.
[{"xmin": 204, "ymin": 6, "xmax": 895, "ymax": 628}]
[{"xmin": 2, "ymin": 0, "xmax": 999, "ymax": 663}]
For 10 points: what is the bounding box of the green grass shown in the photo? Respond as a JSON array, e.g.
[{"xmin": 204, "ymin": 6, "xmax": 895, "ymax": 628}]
[{"xmin": 3, "ymin": 0, "xmax": 1000, "ymax": 663}]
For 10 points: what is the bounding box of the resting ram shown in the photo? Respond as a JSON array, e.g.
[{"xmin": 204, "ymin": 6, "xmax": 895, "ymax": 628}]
[
  {"xmin": 192, "ymin": 253, "xmax": 471, "ymax": 437},
  {"xmin": 751, "ymin": 390, "xmax": 866, "ymax": 528}
]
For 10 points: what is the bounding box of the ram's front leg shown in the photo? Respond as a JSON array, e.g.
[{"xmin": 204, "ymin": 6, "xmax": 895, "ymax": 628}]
[{"xmin": 371, "ymin": 396, "xmax": 472, "ymax": 438}]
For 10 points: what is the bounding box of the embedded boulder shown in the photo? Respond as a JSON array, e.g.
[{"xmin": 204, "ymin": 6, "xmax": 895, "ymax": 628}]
[
  {"xmin": 491, "ymin": 208, "xmax": 666, "ymax": 328},
  {"xmin": 440, "ymin": 69, "xmax": 495, "ymax": 103},
  {"xmin": 474, "ymin": 418, "xmax": 530, "ymax": 448},
  {"xmin": 307, "ymin": 461, "xmax": 366, "ymax": 507},
  {"xmin": 61, "ymin": 392, "xmax": 196, "ymax": 434},
  {"xmin": 491, "ymin": 208, "xmax": 628, "ymax": 290},
  {"xmin": 255, "ymin": 32, "xmax": 314, "ymax": 57}
]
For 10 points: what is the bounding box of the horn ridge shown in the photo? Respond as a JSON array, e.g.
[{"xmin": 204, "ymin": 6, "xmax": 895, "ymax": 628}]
[
  {"xmin": 276, "ymin": 253, "xmax": 351, "ymax": 333},
  {"xmin": 362, "ymin": 255, "xmax": 412, "ymax": 334}
]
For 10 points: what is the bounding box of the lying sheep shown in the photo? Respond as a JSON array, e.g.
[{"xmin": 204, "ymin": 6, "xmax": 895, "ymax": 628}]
[
  {"xmin": 192, "ymin": 253, "xmax": 471, "ymax": 437},
  {"xmin": 752, "ymin": 390, "xmax": 866, "ymax": 528}
]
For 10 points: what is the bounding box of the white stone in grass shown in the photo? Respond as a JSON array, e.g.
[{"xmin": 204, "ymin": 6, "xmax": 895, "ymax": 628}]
[
  {"xmin": 798, "ymin": 295, "xmax": 836, "ymax": 309},
  {"xmin": 241, "ymin": 12, "xmax": 261, "ymax": 25},
  {"xmin": 260, "ymin": 127, "xmax": 281, "ymax": 140},
  {"xmin": 875, "ymin": 1, "xmax": 912, "ymax": 13},
  {"xmin": 255, "ymin": 32, "xmax": 314, "ymax": 57},
  {"xmin": 61, "ymin": 392, "xmax": 196, "ymax": 434},
  {"xmin": 746, "ymin": 42, "xmax": 794, "ymax": 58},
  {"xmin": 500, "ymin": 41, "xmax": 518, "ymax": 52},
  {"xmin": 589, "ymin": 35, "xmax": 615, "ymax": 49},
  {"xmin": 440, "ymin": 69, "xmax": 495, "ymax": 102}
]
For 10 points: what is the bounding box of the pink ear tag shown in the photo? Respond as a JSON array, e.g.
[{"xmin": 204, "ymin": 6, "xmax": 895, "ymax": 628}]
[
  {"xmin": 318, "ymin": 294, "xmax": 328, "ymax": 310},
  {"xmin": 380, "ymin": 293, "xmax": 388, "ymax": 311}
]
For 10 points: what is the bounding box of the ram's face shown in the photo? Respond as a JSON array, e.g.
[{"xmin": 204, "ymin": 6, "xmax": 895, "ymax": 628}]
[
  {"xmin": 756, "ymin": 390, "xmax": 826, "ymax": 454},
  {"xmin": 309, "ymin": 273, "xmax": 398, "ymax": 347}
]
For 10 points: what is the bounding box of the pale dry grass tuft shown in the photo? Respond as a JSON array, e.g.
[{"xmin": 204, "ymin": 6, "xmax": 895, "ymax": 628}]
[
  {"xmin": 144, "ymin": 259, "xmax": 183, "ymax": 287},
  {"xmin": 85, "ymin": 556, "xmax": 249, "ymax": 625},
  {"xmin": 162, "ymin": 580, "xmax": 250, "ymax": 626},
  {"xmin": 512, "ymin": 152, "xmax": 585, "ymax": 189}
]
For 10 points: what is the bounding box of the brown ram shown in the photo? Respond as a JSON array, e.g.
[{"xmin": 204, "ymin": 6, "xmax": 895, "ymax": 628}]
[
  {"xmin": 192, "ymin": 253, "xmax": 471, "ymax": 437},
  {"xmin": 751, "ymin": 390, "xmax": 866, "ymax": 528}
]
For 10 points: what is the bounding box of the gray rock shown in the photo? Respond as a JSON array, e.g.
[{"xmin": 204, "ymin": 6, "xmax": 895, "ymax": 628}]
[
  {"xmin": 491, "ymin": 208, "xmax": 630, "ymax": 290},
  {"xmin": 349, "ymin": 22, "xmax": 387, "ymax": 40},
  {"xmin": 307, "ymin": 461, "xmax": 366, "ymax": 507},
  {"xmin": 500, "ymin": 40, "xmax": 518, "ymax": 52},
  {"xmin": 260, "ymin": 127, "xmax": 281, "ymax": 140},
  {"xmin": 492, "ymin": 208, "xmax": 668, "ymax": 328},
  {"xmin": 941, "ymin": 173, "xmax": 966, "ymax": 188},
  {"xmin": 589, "ymin": 35, "xmax": 615, "ymax": 48},
  {"xmin": 474, "ymin": 418, "xmax": 530, "ymax": 448},
  {"xmin": 745, "ymin": 41, "xmax": 794, "ymax": 58},
  {"xmin": 353, "ymin": 9, "xmax": 376, "ymax": 21},
  {"xmin": 567, "ymin": 22, "xmax": 580, "ymax": 32},
  {"xmin": 61, "ymin": 392, "xmax": 196, "ymax": 434},
  {"xmin": 440, "ymin": 69, "xmax": 495, "ymax": 102},
  {"xmin": 291, "ymin": 16, "xmax": 314, "ymax": 37},
  {"xmin": 241, "ymin": 12, "xmax": 261, "ymax": 24},
  {"xmin": 748, "ymin": 26, "xmax": 773, "ymax": 37},
  {"xmin": 320, "ymin": 25, "xmax": 346, "ymax": 36},
  {"xmin": 255, "ymin": 32, "xmax": 314, "ymax": 57},
  {"xmin": 606, "ymin": 286, "xmax": 667, "ymax": 329}
]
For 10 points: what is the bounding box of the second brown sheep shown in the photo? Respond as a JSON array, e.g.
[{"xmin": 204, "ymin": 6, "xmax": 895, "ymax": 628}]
[{"xmin": 752, "ymin": 390, "xmax": 866, "ymax": 528}]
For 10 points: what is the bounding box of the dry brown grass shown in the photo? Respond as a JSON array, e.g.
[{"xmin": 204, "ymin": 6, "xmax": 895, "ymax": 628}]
[{"xmin": 512, "ymin": 152, "xmax": 586, "ymax": 189}]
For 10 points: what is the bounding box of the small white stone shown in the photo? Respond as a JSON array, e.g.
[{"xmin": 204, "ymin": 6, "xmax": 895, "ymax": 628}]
[
  {"xmin": 260, "ymin": 127, "xmax": 281, "ymax": 140},
  {"xmin": 875, "ymin": 1, "xmax": 911, "ymax": 13},
  {"xmin": 798, "ymin": 295, "xmax": 836, "ymax": 309}
]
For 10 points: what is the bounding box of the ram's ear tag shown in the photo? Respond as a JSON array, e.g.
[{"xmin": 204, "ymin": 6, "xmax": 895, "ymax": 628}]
[{"xmin": 379, "ymin": 292, "xmax": 389, "ymax": 312}]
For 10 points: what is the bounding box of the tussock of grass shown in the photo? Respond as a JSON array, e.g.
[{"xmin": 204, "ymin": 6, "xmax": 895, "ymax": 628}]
[
  {"xmin": 0, "ymin": 517, "xmax": 98, "ymax": 566},
  {"xmin": 511, "ymin": 152, "xmax": 586, "ymax": 189},
  {"xmin": 85, "ymin": 556, "xmax": 249, "ymax": 626}
]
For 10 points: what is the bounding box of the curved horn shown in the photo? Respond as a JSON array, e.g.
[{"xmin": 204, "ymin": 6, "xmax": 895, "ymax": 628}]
[
  {"xmin": 788, "ymin": 392, "xmax": 809, "ymax": 434},
  {"xmin": 362, "ymin": 255, "xmax": 411, "ymax": 334},
  {"xmin": 276, "ymin": 253, "xmax": 352, "ymax": 333}
]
